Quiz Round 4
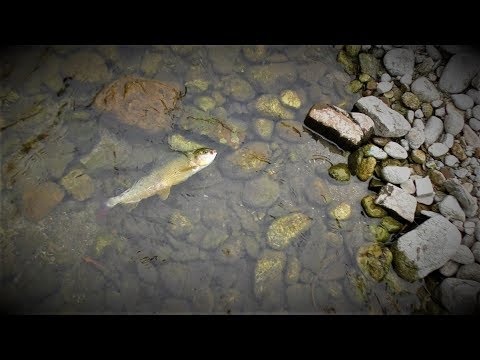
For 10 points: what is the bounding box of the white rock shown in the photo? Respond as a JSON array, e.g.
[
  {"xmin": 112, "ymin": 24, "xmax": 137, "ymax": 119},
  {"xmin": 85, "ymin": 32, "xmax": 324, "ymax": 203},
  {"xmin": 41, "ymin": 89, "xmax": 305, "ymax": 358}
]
[
  {"xmin": 439, "ymin": 260, "xmax": 460, "ymax": 277},
  {"xmin": 375, "ymin": 183, "xmax": 417, "ymax": 222},
  {"xmin": 451, "ymin": 245, "xmax": 475, "ymax": 264},
  {"xmin": 435, "ymin": 107, "xmax": 446, "ymax": 117},
  {"xmin": 444, "ymin": 103, "xmax": 465, "ymax": 136},
  {"xmin": 421, "ymin": 210, "xmax": 441, "ymax": 218},
  {"xmin": 439, "ymin": 52, "xmax": 480, "ymax": 93},
  {"xmin": 383, "ymin": 48, "xmax": 415, "ymax": 77},
  {"xmin": 472, "ymin": 105, "xmax": 480, "ymax": 119},
  {"xmin": 428, "ymin": 143, "xmax": 449, "ymax": 157},
  {"xmin": 400, "ymin": 179, "xmax": 416, "ymax": 194},
  {"xmin": 394, "ymin": 215, "xmax": 461, "ymax": 280},
  {"xmin": 407, "ymin": 110, "xmax": 414, "ymax": 122},
  {"xmin": 364, "ymin": 144, "xmax": 388, "ymax": 159},
  {"xmin": 400, "ymin": 72, "xmax": 413, "ymax": 86},
  {"xmin": 414, "ymin": 109, "xmax": 424, "ymax": 119},
  {"xmin": 471, "ymin": 242, "xmax": 480, "ymax": 262},
  {"xmin": 464, "ymin": 221, "xmax": 476, "ymax": 236},
  {"xmin": 377, "ymin": 81, "xmax": 393, "ymax": 94},
  {"xmin": 424, "ymin": 116, "xmax": 444, "ymax": 145},
  {"xmin": 455, "ymin": 168, "xmax": 469, "ymax": 178},
  {"xmin": 444, "ymin": 155, "xmax": 459, "ymax": 167},
  {"xmin": 355, "ymin": 96, "xmax": 411, "ymax": 137},
  {"xmin": 432, "ymin": 99, "xmax": 443, "ymax": 108},
  {"xmin": 381, "ymin": 166, "xmax": 411, "ymax": 184},
  {"xmin": 444, "ymin": 178, "xmax": 479, "ymax": 218},
  {"xmin": 417, "ymin": 194, "xmax": 435, "ymax": 205},
  {"xmin": 426, "ymin": 45, "xmax": 442, "ymax": 61},
  {"xmin": 411, "ymin": 76, "xmax": 441, "ymax": 102},
  {"xmin": 462, "ymin": 234, "xmax": 476, "ymax": 248},
  {"xmin": 463, "ymin": 124, "xmax": 480, "ymax": 147},
  {"xmin": 413, "ymin": 118, "xmax": 425, "ymax": 130},
  {"xmin": 442, "ymin": 133, "xmax": 454, "ymax": 148},
  {"xmin": 383, "ymin": 141, "xmax": 408, "ymax": 159},
  {"xmin": 439, "ymin": 195, "xmax": 466, "ymax": 222},
  {"xmin": 415, "ymin": 177, "xmax": 434, "ymax": 197},
  {"xmin": 436, "ymin": 278, "xmax": 480, "ymax": 315},
  {"xmin": 469, "ymin": 118, "xmax": 480, "ymax": 131},
  {"xmin": 452, "ymin": 94, "xmax": 474, "ymax": 110},
  {"xmin": 381, "ymin": 73, "xmax": 391, "ymax": 82},
  {"xmin": 400, "ymin": 139, "xmax": 409, "ymax": 151}
]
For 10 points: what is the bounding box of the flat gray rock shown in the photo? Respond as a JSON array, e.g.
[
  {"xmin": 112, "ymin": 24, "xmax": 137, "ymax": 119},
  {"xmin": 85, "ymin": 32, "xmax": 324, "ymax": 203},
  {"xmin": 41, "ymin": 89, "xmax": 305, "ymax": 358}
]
[
  {"xmin": 393, "ymin": 215, "xmax": 461, "ymax": 281},
  {"xmin": 451, "ymin": 244, "xmax": 475, "ymax": 264},
  {"xmin": 355, "ymin": 96, "xmax": 411, "ymax": 137},
  {"xmin": 383, "ymin": 48, "xmax": 415, "ymax": 76},
  {"xmin": 436, "ymin": 278, "xmax": 480, "ymax": 314},
  {"xmin": 411, "ymin": 76, "xmax": 440, "ymax": 102},
  {"xmin": 406, "ymin": 128, "xmax": 425, "ymax": 149},
  {"xmin": 442, "ymin": 133, "xmax": 454, "ymax": 148},
  {"xmin": 424, "ymin": 116, "xmax": 444, "ymax": 145},
  {"xmin": 444, "ymin": 103, "xmax": 465, "ymax": 136},
  {"xmin": 469, "ymin": 118, "xmax": 480, "ymax": 131},
  {"xmin": 444, "ymin": 154, "xmax": 459, "ymax": 167},
  {"xmin": 375, "ymin": 183, "xmax": 416, "ymax": 222},
  {"xmin": 444, "ymin": 178, "xmax": 479, "ymax": 218},
  {"xmin": 415, "ymin": 177, "xmax": 434, "ymax": 197},
  {"xmin": 384, "ymin": 141, "xmax": 408, "ymax": 159},
  {"xmin": 452, "ymin": 94, "xmax": 474, "ymax": 110},
  {"xmin": 463, "ymin": 124, "xmax": 480, "ymax": 147},
  {"xmin": 438, "ymin": 195, "xmax": 466, "ymax": 222},
  {"xmin": 428, "ymin": 143, "xmax": 449, "ymax": 157},
  {"xmin": 381, "ymin": 166, "xmax": 411, "ymax": 185},
  {"xmin": 439, "ymin": 52, "xmax": 480, "ymax": 93},
  {"xmin": 467, "ymin": 89, "xmax": 480, "ymax": 105}
]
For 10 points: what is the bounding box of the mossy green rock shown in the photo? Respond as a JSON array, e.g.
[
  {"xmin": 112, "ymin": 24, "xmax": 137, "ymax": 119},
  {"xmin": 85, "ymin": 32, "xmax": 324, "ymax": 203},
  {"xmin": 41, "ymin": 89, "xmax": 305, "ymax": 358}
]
[
  {"xmin": 60, "ymin": 169, "xmax": 95, "ymax": 201},
  {"xmin": 246, "ymin": 63, "xmax": 297, "ymax": 93},
  {"xmin": 421, "ymin": 103, "xmax": 433, "ymax": 118},
  {"xmin": 380, "ymin": 216, "xmax": 403, "ymax": 233},
  {"xmin": 243, "ymin": 175, "xmax": 280, "ymax": 208},
  {"xmin": 280, "ymin": 89, "xmax": 302, "ymax": 109},
  {"xmin": 357, "ymin": 243, "xmax": 392, "ymax": 282},
  {"xmin": 345, "ymin": 45, "xmax": 361, "ymax": 58},
  {"xmin": 255, "ymin": 95, "xmax": 295, "ymax": 120},
  {"xmin": 358, "ymin": 73, "xmax": 371, "ymax": 83},
  {"xmin": 286, "ymin": 256, "xmax": 302, "ymax": 284},
  {"xmin": 359, "ymin": 53, "xmax": 380, "ymax": 79},
  {"xmin": 254, "ymin": 250, "xmax": 286, "ymax": 298},
  {"xmin": 391, "ymin": 101, "xmax": 409, "ymax": 117},
  {"xmin": 401, "ymin": 92, "xmax": 421, "ymax": 110},
  {"xmin": 330, "ymin": 203, "xmax": 352, "ymax": 221},
  {"xmin": 328, "ymin": 163, "xmax": 351, "ymax": 182},
  {"xmin": 337, "ymin": 50, "xmax": 358, "ymax": 75},
  {"xmin": 347, "ymin": 80, "xmax": 363, "ymax": 93},
  {"xmin": 410, "ymin": 149, "xmax": 426, "ymax": 164},
  {"xmin": 222, "ymin": 75, "xmax": 256, "ymax": 102},
  {"xmin": 361, "ymin": 195, "xmax": 387, "ymax": 218},
  {"xmin": 267, "ymin": 213, "xmax": 313, "ymax": 250},
  {"xmin": 369, "ymin": 224, "xmax": 390, "ymax": 243},
  {"xmin": 348, "ymin": 148, "xmax": 364, "ymax": 176},
  {"xmin": 357, "ymin": 157, "xmax": 377, "ymax": 181},
  {"xmin": 391, "ymin": 244, "xmax": 419, "ymax": 282},
  {"xmin": 254, "ymin": 118, "xmax": 274, "ymax": 140},
  {"xmin": 368, "ymin": 178, "xmax": 385, "ymax": 192},
  {"xmin": 95, "ymin": 234, "xmax": 115, "ymax": 256},
  {"xmin": 381, "ymin": 158, "xmax": 405, "ymax": 168}
]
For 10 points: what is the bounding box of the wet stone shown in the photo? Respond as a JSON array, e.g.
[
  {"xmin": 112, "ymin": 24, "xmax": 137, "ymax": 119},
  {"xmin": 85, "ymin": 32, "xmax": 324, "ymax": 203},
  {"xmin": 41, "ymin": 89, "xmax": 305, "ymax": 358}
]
[
  {"xmin": 219, "ymin": 142, "xmax": 272, "ymax": 180},
  {"xmin": 361, "ymin": 195, "xmax": 387, "ymax": 218},
  {"xmin": 60, "ymin": 169, "xmax": 95, "ymax": 201},
  {"xmin": 242, "ymin": 175, "xmax": 280, "ymax": 208},
  {"xmin": 267, "ymin": 213, "xmax": 313, "ymax": 250},
  {"xmin": 23, "ymin": 181, "xmax": 65, "ymax": 221},
  {"xmin": 357, "ymin": 243, "xmax": 392, "ymax": 281},
  {"xmin": 328, "ymin": 163, "xmax": 351, "ymax": 182}
]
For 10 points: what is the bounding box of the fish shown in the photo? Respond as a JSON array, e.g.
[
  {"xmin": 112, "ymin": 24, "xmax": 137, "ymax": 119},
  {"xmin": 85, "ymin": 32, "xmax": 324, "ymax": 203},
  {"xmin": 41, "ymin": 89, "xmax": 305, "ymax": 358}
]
[{"xmin": 105, "ymin": 147, "xmax": 217, "ymax": 208}]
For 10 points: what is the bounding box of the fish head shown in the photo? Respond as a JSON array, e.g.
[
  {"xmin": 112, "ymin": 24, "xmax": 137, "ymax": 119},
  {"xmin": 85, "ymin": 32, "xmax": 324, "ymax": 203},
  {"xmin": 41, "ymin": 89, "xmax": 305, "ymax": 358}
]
[{"xmin": 193, "ymin": 147, "xmax": 217, "ymax": 166}]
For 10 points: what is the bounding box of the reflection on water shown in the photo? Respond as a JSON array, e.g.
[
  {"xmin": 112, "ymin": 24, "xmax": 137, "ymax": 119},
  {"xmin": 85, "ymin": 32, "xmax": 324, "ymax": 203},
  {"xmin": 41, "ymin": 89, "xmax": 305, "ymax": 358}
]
[{"xmin": 0, "ymin": 45, "xmax": 428, "ymax": 314}]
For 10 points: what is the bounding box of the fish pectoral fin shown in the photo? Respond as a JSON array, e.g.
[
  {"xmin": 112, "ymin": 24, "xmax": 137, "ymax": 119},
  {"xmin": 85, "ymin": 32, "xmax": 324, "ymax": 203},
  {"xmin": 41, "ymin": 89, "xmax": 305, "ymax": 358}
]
[{"xmin": 157, "ymin": 187, "xmax": 171, "ymax": 200}]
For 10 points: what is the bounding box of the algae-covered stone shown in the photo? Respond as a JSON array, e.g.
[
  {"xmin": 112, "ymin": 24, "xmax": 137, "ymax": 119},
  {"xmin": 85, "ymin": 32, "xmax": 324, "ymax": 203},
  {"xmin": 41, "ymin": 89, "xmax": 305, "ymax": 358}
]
[
  {"xmin": 243, "ymin": 175, "xmax": 280, "ymax": 208},
  {"xmin": 347, "ymin": 80, "xmax": 363, "ymax": 93},
  {"xmin": 243, "ymin": 45, "xmax": 268, "ymax": 63},
  {"xmin": 357, "ymin": 243, "xmax": 392, "ymax": 281},
  {"xmin": 363, "ymin": 144, "xmax": 388, "ymax": 159},
  {"xmin": 62, "ymin": 51, "xmax": 111, "ymax": 83},
  {"xmin": 168, "ymin": 210, "xmax": 194, "ymax": 237},
  {"xmin": 348, "ymin": 148, "xmax": 364, "ymax": 176},
  {"xmin": 361, "ymin": 195, "xmax": 387, "ymax": 218},
  {"xmin": 286, "ymin": 256, "xmax": 302, "ymax": 284},
  {"xmin": 254, "ymin": 250, "xmax": 286, "ymax": 298},
  {"xmin": 140, "ymin": 50, "xmax": 162, "ymax": 77},
  {"xmin": 185, "ymin": 65, "xmax": 211, "ymax": 93},
  {"xmin": 369, "ymin": 224, "xmax": 390, "ymax": 243},
  {"xmin": 246, "ymin": 63, "xmax": 297, "ymax": 93},
  {"xmin": 60, "ymin": 169, "xmax": 94, "ymax": 201},
  {"xmin": 345, "ymin": 45, "xmax": 361, "ymax": 58},
  {"xmin": 305, "ymin": 178, "xmax": 333, "ymax": 205},
  {"xmin": 357, "ymin": 157, "xmax": 377, "ymax": 181},
  {"xmin": 337, "ymin": 50, "xmax": 358, "ymax": 75},
  {"xmin": 421, "ymin": 103, "xmax": 433, "ymax": 118},
  {"xmin": 401, "ymin": 92, "xmax": 421, "ymax": 110},
  {"xmin": 222, "ymin": 75, "xmax": 255, "ymax": 102},
  {"xmin": 267, "ymin": 213, "xmax": 313, "ymax": 250},
  {"xmin": 194, "ymin": 96, "xmax": 216, "ymax": 112},
  {"xmin": 94, "ymin": 234, "xmax": 116, "ymax": 256},
  {"xmin": 329, "ymin": 203, "xmax": 352, "ymax": 221},
  {"xmin": 328, "ymin": 163, "xmax": 351, "ymax": 182},
  {"xmin": 275, "ymin": 120, "xmax": 306, "ymax": 143},
  {"xmin": 368, "ymin": 178, "xmax": 385, "ymax": 192},
  {"xmin": 380, "ymin": 216, "xmax": 403, "ymax": 233},
  {"xmin": 219, "ymin": 142, "xmax": 272, "ymax": 180},
  {"xmin": 410, "ymin": 149, "xmax": 426, "ymax": 164},
  {"xmin": 167, "ymin": 134, "xmax": 206, "ymax": 152},
  {"xmin": 359, "ymin": 53, "xmax": 380, "ymax": 79},
  {"xmin": 280, "ymin": 89, "xmax": 302, "ymax": 109},
  {"xmin": 359, "ymin": 73, "xmax": 371, "ymax": 83},
  {"xmin": 255, "ymin": 94, "xmax": 295, "ymax": 120},
  {"xmin": 254, "ymin": 118, "xmax": 274, "ymax": 140},
  {"xmin": 391, "ymin": 101, "xmax": 409, "ymax": 117}
]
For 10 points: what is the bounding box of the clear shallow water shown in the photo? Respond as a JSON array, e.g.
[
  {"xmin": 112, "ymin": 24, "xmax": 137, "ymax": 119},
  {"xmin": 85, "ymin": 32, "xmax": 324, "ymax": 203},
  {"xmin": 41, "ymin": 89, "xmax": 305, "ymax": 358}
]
[{"xmin": 0, "ymin": 45, "xmax": 433, "ymax": 314}]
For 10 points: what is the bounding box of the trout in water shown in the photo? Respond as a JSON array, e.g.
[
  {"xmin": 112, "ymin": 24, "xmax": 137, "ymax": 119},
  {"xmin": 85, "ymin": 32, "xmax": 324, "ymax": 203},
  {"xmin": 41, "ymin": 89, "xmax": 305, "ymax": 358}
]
[{"xmin": 105, "ymin": 147, "xmax": 217, "ymax": 208}]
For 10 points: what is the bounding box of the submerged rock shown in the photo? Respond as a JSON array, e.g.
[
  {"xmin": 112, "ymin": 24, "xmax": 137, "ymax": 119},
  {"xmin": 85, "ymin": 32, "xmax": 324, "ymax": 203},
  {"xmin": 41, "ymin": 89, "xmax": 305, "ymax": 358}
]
[
  {"xmin": 357, "ymin": 243, "xmax": 392, "ymax": 281},
  {"xmin": 300, "ymin": 237, "xmax": 327, "ymax": 273},
  {"xmin": 267, "ymin": 212, "xmax": 313, "ymax": 250},
  {"xmin": 62, "ymin": 51, "xmax": 111, "ymax": 83},
  {"xmin": 436, "ymin": 278, "xmax": 480, "ymax": 315},
  {"xmin": 221, "ymin": 75, "xmax": 255, "ymax": 102},
  {"xmin": 275, "ymin": 120, "xmax": 307, "ymax": 143},
  {"xmin": 242, "ymin": 175, "xmax": 280, "ymax": 208},
  {"xmin": 219, "ymin": 142, "xmax": 272, "ymax": 180},
  {"xmin": 254, "ymin": 118, "xmax": 274, "ymax": 140},
  {"xmin": 329, "ymin": 203, "xmax": 352, "ymax": 221},
  {"xmin": 255, "ymin": 94, "xmax": 295, "ymax": 120},
  {"xmin": 254, "ymin": 250, "xmax": 286, "ymax": 299},
  {"xmin": 60, "ymin": 169, "xmax": 94, "ymax": 201},
  {"xmin": 23, "ymin": 181, "xmax": 65, "ymax": 221},
  {"xmin": 368, "ymin": 224, "xmax": 390, "ymax": 243},
  {"xmin": 305, "ymin": 177, "xmax": 334, "ymax": 205},
  {"xmin": 280, "ymin": 89, "xmax": 302, "ymax": 109},
  {"xmin": 246, "ymin": 63, "xmax": 297, "ymax": 93},
  {"xmin": 328, "ymin": 163, "xmax": 351, "ymax": 182},
  {"xmin": 94, "ymin": 76, "xmax": 182, "ymax": 133},
  {"xmin": 392, "ymin": 215, "xmax": 461, "ymax": 282}
]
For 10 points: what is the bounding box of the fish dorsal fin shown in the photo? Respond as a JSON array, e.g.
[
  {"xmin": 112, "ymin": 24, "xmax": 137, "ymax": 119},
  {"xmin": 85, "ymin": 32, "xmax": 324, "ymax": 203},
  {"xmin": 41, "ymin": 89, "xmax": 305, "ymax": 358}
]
[{"xmin": 158, "ymin": 187, "xmax": 171, "ymax": 200}]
